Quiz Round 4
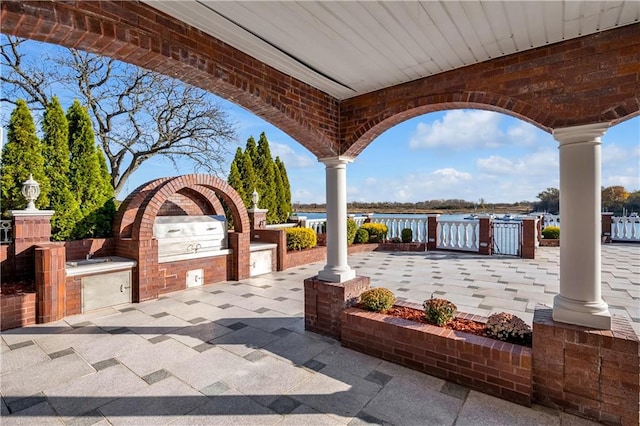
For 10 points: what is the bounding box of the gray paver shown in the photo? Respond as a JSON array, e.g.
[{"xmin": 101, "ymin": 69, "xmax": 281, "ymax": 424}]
[{"xmin": 1, "ymin": 244, "xmax": 636, "ymax": 425}]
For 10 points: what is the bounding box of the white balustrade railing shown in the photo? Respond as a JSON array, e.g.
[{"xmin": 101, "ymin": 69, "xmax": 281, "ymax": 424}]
[
  {"xmin": 370, "ymin": 216, "xmax": 429, "ymax": 242},
  {"xmin": 0, "ymin": 220, "xmax": 12, "ymax": 243},
  {"xmin": 542, "ymin": 214, "xmax": 560, "ymax": 228},
  {"xmin": 436, "ymin": 220, "xmax": 479, "ymax": 252},
  {"xmin": 304, "ymin": 218, "xmax": 326, "ymax": 235},
  {"xmin": 611, "ymin": 216, "xmax": 640, "ymax": 241}
]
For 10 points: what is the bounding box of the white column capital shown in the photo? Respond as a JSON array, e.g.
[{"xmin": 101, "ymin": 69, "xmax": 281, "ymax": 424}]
[
  {"xmin": 552, "ymin": 122, "xmax": 610, "ymax": 146},
  {"xmin": 319, "ymin": 156, "xmax": 354, "ymax": 168}
]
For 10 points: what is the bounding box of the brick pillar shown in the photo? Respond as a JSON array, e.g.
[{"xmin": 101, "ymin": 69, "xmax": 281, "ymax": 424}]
[
  {"xmin": 228, "ymin": 231, "xmax": 250, "ymax": 280},
  {"xmin": 521, "ymin": 218, "xmax": 537, "ymax": 259},
  {"xmin": 532, "ymin": 306, "xmax": 639, "ymax": 425},
  {"xmin": 601, "ymin": 212, "xmax": 613, "ymax": 242},
  {"xmin": 248, "ymin": 208, "xmax": 268, "ymax": 230},
  {"xmin": 34, "ymin": 244, "xmax": 66, "ymax": 323},
  {"xmin": 134, "ymin": 239, "xmax": 159, "ymax": 302},
  {"xmin": 304, "ymin": 275, "xmax": 370, "ymax": 340},
  {"xmin": 426, "ymin": 215, "xmax": 439, "ymax": 251},
  {"xmin": 9, "ymin": 210, "xmax": 55, "ymax": 282},
  {"xmin": 478, "ymin": 216, "xmax": 492, "ymax": 255}
]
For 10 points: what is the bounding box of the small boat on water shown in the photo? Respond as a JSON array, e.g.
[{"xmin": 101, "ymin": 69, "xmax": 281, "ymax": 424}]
[{"xmin": 464, "ymin": 214, "xmax": 478, "ymax": 220}]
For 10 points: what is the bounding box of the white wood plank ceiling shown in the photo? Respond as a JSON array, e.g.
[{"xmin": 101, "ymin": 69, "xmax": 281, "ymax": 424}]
[{"xmin": 144, "ymin": 1, "xmax": 640, "ymax": 100}]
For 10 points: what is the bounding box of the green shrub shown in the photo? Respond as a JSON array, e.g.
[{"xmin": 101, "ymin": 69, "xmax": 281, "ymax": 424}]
[
  {"xmin": 423, "ymin": 296, "xmax": 457, "ymax": 326},
  {"xmin": 401, "ymin": 228, "xmax": 412, "ymax": 243},
  {"xmin": 360, "ymin": 223, "xmax": 388, "ymax": 242},
  {"xmin": 486, "ymin": 312, "xmax": 532, "ymax": 345},
  {"xmin": 542, "ymin": 226, "xmax": 560, "ymax": 239},
  {"xmin": 359, "ymin": 288, "xmax": 396, "ymax": 312},
  {"xmin": 347, "ymin": 217, "xmax": 357, "ymax": 245},
  {"xmin": 354, "ymin": 227, "xmax": 369, "ymax": 244},
  {"xmin": 286, "ymin": 227, "xmax": 317, "ymax": 250}
]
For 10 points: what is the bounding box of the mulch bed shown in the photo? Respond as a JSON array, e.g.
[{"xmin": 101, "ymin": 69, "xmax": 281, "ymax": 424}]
[
  {"xmin": 0, "ymin": 281, "xmax": 36, "ymax": 295},
  {"xmin": 368, "ymin": 304, "xmax": 532, "ymax": 347}
]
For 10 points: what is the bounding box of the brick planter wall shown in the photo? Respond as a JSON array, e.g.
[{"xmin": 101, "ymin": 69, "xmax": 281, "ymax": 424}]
[
  {"xmin": 0, "ymin": 292, "xmax": 36, "ymax": 330},
  {"xmin": 342, "ymin": 305, "xmax": 532, "ymax": 406},
  {"xmin": 539, "ymin": 239, "xmax": 560, "ymax": 247}
]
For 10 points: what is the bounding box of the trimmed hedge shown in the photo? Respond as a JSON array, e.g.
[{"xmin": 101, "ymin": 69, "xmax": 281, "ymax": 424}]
[
  {"xmin": 359, "ymin": 288, "xmax": 396, "ymax": 313},
  {"xmin": 360, "ymin": 223, "xmax": 388, "ymax": 242},
  {"xmin": 401, "ymin": 228, "xmax": 412, "ymax": 243},
  {"xmin": 286, "ymin": 227, "xmax": 317, "ymax": 250},
  {"xmin": 542, "ymin": 226, "xmax": 560, "ymax": 239},
  {"xmin": 354, "ymin": 227, "xmax": 369, "ymax": 244},
  {"xmin": 347, "ymin": 218, "xmax": 357, "ymax": 245}
]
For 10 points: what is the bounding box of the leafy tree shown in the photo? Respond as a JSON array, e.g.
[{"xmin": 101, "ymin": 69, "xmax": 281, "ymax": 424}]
[
  {"xmin": 1, "ymin": 36, "xmax": 237, "ymax": 195},
  {"xmin": 273, "ymin": 163, "xmax": 286, "ymax": 222},
  {"xmin": 67, "ymin": 100, "xmax": 115, "ymax": 238},
  {"xmin": 255, "ymin": 133, "xmax": 278, "ymax": 223},
  {"xmin": 42, "ymin": 96, "xmax": 82, "ymax": 240},
  {"xmin": 244, "ymin": 136, "xmax": 259, "ymax": 165},
  {"xmin": 534, "ymin": 187, "xmax": 559, "ymax": 214},
  {"xmin": 227, "ymin": 161, "xmax": 246, "ymax": 204},
  {"xmin": 623, "ymin": 190, "xmax": 640, "ymax": 214},
  {"xmin": 0, "ymin": 99, "xmax": 49, "ymax": 213},
  {"xmin": 241, "ymin": 153, "xmax": 258, "ymax": 208},
  {"xmin": 601, "ymin": 185, "xmax": 629, "ymax": 214},
  {"xmin": 276, "ymin": 156, "xmax": 292, "ymax": 219}
]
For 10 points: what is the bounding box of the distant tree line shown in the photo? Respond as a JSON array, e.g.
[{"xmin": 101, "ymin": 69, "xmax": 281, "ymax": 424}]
[
  {"xmin": 532, "ymin": 186, "xmax": 639, "ymax": 215},
  {"xmin": 1, "ymin": 98, "xmax": 115, "ymax": 240},
  {"xmin": 227, "ymin": 132, "xmax": 292, "ymax": 224}
]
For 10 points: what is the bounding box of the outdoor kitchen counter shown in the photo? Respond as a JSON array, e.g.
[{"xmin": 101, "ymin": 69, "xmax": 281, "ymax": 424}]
[{"xmin": 65, "ymin": 256, "xmax": 137, "ymax": 277}]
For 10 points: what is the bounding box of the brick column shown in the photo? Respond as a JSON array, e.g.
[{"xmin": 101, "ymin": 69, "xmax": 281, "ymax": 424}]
[
  {"xmin": 601, "ymin": 212, "xmax": 613, "ymax": 242},
  {"xmin": 521, "ymin": 218, "xmax": 537, "ymax": 259},
  {"xmin": 35, "ymin": 244, "xmax": 66, "ymax": 323},
  {"xmin": 304, "ymin": 275, "xmax": 370, "ymax": 340},
  {"xmin": 533, "ymin": 306, "xmax": 639, "ymax": 425},
  {"xmin": 426, "ymin": 214, "xmax": 439, "ymax": 251},
  {"xmin": 248, "ymin": 208, "xmax": 268, "ymax": 230},
  {"xmin": 228, "ymin": 231, "xmax": 250, "ymax": 280},
  {"xmin": 478, "ymin": 216, "xmax": 492, "ymax": 255},
  {"xmin": 9, "ymin": 210, "xmax": 55, "ymax": 282}
]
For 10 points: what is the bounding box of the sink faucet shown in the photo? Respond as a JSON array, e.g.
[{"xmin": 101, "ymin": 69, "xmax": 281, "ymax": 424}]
[{"xmin": 86, "ymin": 252, "xmax": 93, "ymax": 260}]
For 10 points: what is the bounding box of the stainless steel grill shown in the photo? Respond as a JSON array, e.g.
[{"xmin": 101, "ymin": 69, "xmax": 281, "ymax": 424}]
[{"xmin": 153, "ymin": 215, "xmax": 228, "ymax": 261}]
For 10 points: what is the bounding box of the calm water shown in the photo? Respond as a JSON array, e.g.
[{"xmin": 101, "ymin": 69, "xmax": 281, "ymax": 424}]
[{"xmin": 298, "ymin": 212, "xmax": 473, "ymax": 220}]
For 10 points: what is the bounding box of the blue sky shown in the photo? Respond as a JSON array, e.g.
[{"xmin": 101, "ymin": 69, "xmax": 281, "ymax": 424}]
[
  {"xmin": 125, "ymin": 105, "xmax": 639, "ymax": 204},
  {"xmin": 2, "ymin": 37, "xmax": 638, "ymax": 204}
]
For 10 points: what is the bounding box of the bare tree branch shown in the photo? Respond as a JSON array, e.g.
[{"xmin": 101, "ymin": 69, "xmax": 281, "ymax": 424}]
[{"xmin": 1, "ymin": 36, "xmax": 238, "ymax": 195}]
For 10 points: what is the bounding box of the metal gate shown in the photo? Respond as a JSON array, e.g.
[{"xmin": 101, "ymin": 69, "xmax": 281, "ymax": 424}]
[{"xmin": 492, "ymin": 221, "xmax": 521, "ymax": 256}]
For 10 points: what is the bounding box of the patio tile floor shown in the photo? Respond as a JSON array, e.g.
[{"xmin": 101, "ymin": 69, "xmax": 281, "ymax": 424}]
[{"xmin": 1, "ymin": 244, "xmax": 637, "ymax": 425}]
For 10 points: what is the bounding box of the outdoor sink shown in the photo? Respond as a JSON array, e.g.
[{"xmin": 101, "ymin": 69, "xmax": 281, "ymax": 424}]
[{"xmin": 66, "ymin": 257, "xmax": 114, "ymax": 267}]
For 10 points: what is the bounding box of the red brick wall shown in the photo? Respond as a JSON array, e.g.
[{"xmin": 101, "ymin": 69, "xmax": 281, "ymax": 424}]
[
  {"xmin": 342, "ymin": 306, "xmax": 532, "ymax": 406},
  {"xmin": 157, "ymin": 190, "xmax": 216, "ymax": 216},
  {"xmin": 0, "ymin": 292, "xmax": 36, "ymax": 330},
  {"xmin": 157, "ymin": 255, "xmax": 229, "ymax": 296},
  {"xmin": 286, "ymin": 246, "xmax": 326, "ymax": 269},
  {"xmin": 35, "ymin": 244, "xmax": 66, "ymax": 323},
  {"xmin": 533, "ymin": 307, "xmax": 639, "ymax": 425},
  {"xmin": 64, "ymin": 275, "xmax": 82, "ymax": 316},
  {"xmin": 2, "ymin": 1, "xmax": 636, "ymax": 162},
  {"xmin": 0, "ymin": 244, "xmax": 12, "ymax": 282}
]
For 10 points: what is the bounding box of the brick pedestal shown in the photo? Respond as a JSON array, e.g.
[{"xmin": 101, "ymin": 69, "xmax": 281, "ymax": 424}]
[
  {"xmin": 304, "ymin": 275, "xmax": 370, "ymax": 340},
  {"xmin": 35, "ymin": 244, "xmax": 67, "ymax": 323},
  {"xmin": 521, "ymin": 218, "xmax": 537, "ymax": 259},
  {"xmin": 478, "ymin": 216, "xmax": 492, "ymax": 255},
  {"xmin": 532, "ymin": 306, "xmax": 639, "ymax": 425},
  {"xmin": 9, "ymin": 210, "xmax": 54, "ymax": 282},
  {"xmin": 426, "ymin": 215, "xmax": 438, "ymax": 251}
]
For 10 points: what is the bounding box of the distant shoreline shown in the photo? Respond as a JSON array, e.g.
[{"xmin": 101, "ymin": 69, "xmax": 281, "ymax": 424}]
[{"xmin": 294, "ymin": 206, "xmax": 534, "ymax": 215}]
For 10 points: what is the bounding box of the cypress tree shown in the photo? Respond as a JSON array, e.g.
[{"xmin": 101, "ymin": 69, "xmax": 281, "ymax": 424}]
[
  {"xmin": 227, "ymin": 160, "xmax": 246, "ymax": 204},
  {"xmin": 232, "ymin": 147, "xmax": 245, "ymax": 182},
  {"xmin": 273, "ymin": 163, "xmax": 286, "ymax": 223},
  {"xmin": 0, "ymin": 99, "xmax": 50, "ymax": 213},
  {"xmin": 241, "ymin": 149, "xmax": 258, "ymax": 208},
  {"xmin": 255, "ymin": 132, "xmax": 277, "ymax": 223},
  {"xmin": 42, "ymin": 97, "xmax": 82, "ymax": 240},
  {"xmin": 245, "ymin": 136, "xmax": 258, "ymax": 163},
  {"xmin": 67, "ymin": 100, "xmax": 115, "ymax": 237},
  {"xmin": 275, "ymin": 156, "xmax": 292, "ymax": 220}
]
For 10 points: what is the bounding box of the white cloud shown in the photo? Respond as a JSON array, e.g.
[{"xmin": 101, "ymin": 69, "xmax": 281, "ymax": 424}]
[
  {"xmin": 601, "ymin": 143, "xmax": 640, "ymax": 190},
  {"xmin": 432, "ymin": 168, "xmax": 472, "ymax": 182},
  {"xmin": 409, "ymin": 110, "xmax": 504, "ymax": 149},
  {"xmin": 269, "ymin": 142, "xmax": 315, "ymax": 168},
  {"xmin": 476, "ymin": 150, "xmax": 558, "ymax": 177},
  {"xmin": 409, "ymin": 110, "xmax": 548, "ymax": 150}
]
